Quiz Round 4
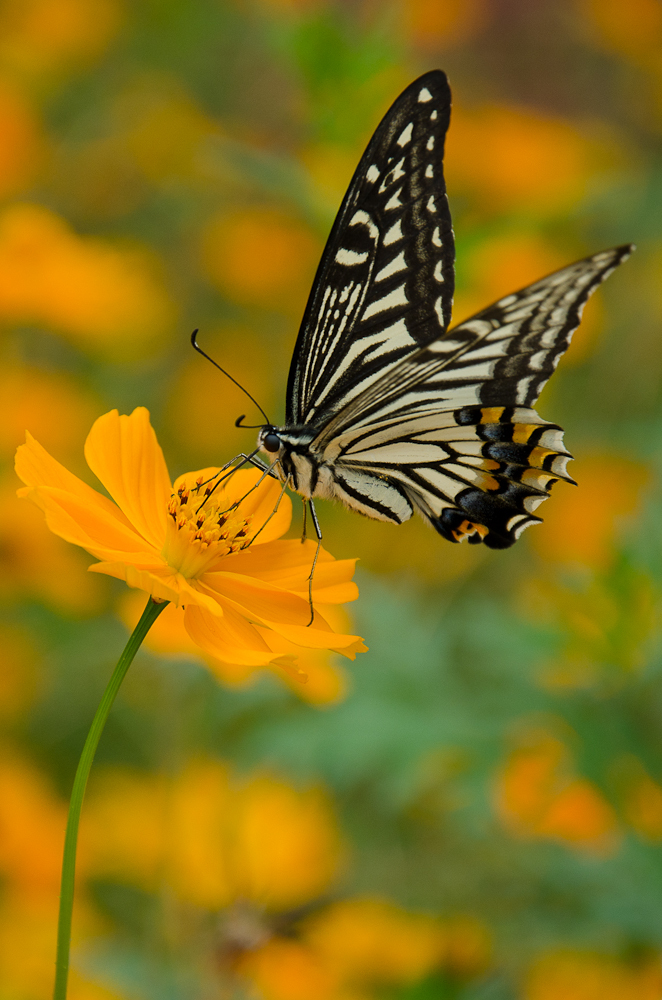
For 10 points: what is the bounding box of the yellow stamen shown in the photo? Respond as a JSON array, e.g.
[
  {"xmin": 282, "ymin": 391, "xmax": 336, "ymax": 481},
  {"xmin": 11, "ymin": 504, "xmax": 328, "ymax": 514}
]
[{"xmin": 162, "ymin": 474, "xmax": 253, "ymax": 578}]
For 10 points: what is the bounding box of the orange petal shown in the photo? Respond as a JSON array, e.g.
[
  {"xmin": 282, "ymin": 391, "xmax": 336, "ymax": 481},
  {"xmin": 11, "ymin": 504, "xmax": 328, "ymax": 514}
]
[
  {"xmin": 200, "ymin": 571, "xmax": 311, "ymax": 626},
  {"xmin": 17, "ymin": 484, "xmax": 152, "ymax": 559},
  {"xmin": 184, "ymin": 602, "xmax": 281, "ymax": 666},
  {"xmin": 89, "ymin": 563, "xmax": 183, "ymax": 605},
  {"xmin": 84, "ymin": 408, "xmax": 171, "ymax": 550},
  {"xmin": 202, "ymin": 573, "xmax": 366, "ymax": 655},
  {"xmin": 261, "ymin": 615, "xmax": 367, "ymax": 657},
  {"xmin": 15, "ymin": 431, "xmax": 134, "ymax": 527},
  {"xmin": 90, "ymin": 562, "xmax": 225, "ymax": 614},
  {"xmin": 221, "ymin": 540, "xmax": 359, "ymax": 603}
]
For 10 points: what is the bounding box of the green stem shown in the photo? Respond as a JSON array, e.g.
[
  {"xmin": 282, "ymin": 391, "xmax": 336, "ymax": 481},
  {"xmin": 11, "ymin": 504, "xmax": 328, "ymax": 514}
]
[{"xmin": 53, "ymin": 596, "xmax": 168, "ymax": 1000}]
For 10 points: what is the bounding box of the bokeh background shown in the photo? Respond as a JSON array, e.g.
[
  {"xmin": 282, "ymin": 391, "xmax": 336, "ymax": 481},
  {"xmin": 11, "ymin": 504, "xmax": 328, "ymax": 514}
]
[{"xmin": 2, "ymin": 0, "xmax": 662, "ymax": 997}]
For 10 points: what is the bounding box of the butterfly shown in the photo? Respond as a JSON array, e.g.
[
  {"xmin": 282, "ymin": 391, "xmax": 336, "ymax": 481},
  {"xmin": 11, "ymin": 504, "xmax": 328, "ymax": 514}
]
[{"xmin": 219, "ymin": 70, "xmax": 633, "ymax": 554}]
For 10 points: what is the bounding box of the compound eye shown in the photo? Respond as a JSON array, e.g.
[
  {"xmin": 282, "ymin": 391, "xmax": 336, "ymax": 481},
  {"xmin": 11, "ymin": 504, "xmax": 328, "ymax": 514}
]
[{"xmin": 263, "ymin": 432, "xmax": 281, "ymax": 453}]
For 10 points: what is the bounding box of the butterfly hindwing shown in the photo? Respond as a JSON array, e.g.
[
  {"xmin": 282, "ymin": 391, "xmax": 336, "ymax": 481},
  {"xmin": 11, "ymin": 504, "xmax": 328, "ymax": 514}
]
[
  {"xmin": 287, "ymin": 70, "xmax": 455, "ymax": 427},
  {"xmin": 308, "ymin": 247, "xmax": 632, "ymax": 547}
]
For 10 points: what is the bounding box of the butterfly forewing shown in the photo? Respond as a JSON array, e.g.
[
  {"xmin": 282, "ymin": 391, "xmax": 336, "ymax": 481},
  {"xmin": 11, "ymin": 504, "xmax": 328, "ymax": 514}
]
[{"xmin": 287, "ymin": 70, "xmax": 454, "ymax": 427}]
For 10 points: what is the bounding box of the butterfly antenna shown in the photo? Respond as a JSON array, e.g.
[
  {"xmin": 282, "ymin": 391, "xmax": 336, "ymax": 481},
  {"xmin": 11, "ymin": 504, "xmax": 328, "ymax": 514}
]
[{"xmin": 190, "ymin": 330, "xmax": 271, "ymax": 426}]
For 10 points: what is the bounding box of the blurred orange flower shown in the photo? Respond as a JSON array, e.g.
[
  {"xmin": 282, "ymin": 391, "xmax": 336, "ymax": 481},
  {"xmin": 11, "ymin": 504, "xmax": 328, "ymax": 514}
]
[
  {"xmin": 0, "ymin": 80, "xmax": 41, "ymax": 197},
  {"xmin": 0, "ymin": 751, "xmax": 116, "ymax": 996},
  {"xmin": 0, "ymin": 204, "xmax": 174, "ymax": 358},
  {"xmin": 580, "ymin": 0, "xmax": 662, "ymax": 63},
  {"xmin": 121, "ymin": 83, "xmax": 219, "ymax": 185},
  {"xmin": 614, "ymin": 755, "xmax": 662, "ymax": 841},
  {"xmin": 304, "ymin": 899, "xmax": 462, "ymax": 985},
  {"xmin": 300, "ymin": 143, "xmax": 358, "ymax": 212},
  {"xmin": 526, "ymin": 947, "xmax": 662, "ymax": 1000},
  {"xmin": 453, "ymin": 231, "xmax": 607, "ymax": 367},
  {"xmin": 0, "ymin": 891, "xmax": 121, "ymax": 1000},
  {"xmin": 453, "ymin": 231, "xmax": 568, "ymax": 335},
  {"xmin": 521, "ymin": 567, "xmax": 655, "ymax": 690},
  {"xmin": 446, "ymin": 105, "xmax": 616, "ymax": 216},
  {"xmin": 81, "ymin": 760, "xmax": 344, "ymax": 911},
  {"xmin": 402, "ymin": 0, "xmax": 488, "ymax": 49},
  {"xmin": 495, "ymin": 726, "xmax": 620, "ymax": 854},
  {"xmin": 0, "ymin": 753, "xmax": 65, "ymax": 900},
  {"xmin": 238, "ymin": 939, "xmax": 339, "ymax": 1000},
  {"xmin": 239, "ymin": 899, "xmax": 491, "ymax": 1000},
  {"xmin": 0, "ymin": 625, "xmax": 39, "ymax": 719},
  {"xmin": 0, "ymin": 364, "xmax": 97, "ymax": 466},
  {"xmin": 530, "ymin": 455, "xmax": 648, "ymax": 569},
  {"xmin": 202, "ymin": 207, "xmax": 321, "ymax": 314},
  {"xmin": 16, "ymin": 407, "xmax": 365, "ymax": 673},
  {"xmin": 0, "ymin": 0, "xmax": 123, "ymax": 79}
]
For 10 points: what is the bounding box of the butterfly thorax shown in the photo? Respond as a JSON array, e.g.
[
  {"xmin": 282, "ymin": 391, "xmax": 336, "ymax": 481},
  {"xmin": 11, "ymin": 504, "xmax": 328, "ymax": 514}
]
[{"xmin": 257, "ymin": 425, "xmax": 326, "ymax": 499}]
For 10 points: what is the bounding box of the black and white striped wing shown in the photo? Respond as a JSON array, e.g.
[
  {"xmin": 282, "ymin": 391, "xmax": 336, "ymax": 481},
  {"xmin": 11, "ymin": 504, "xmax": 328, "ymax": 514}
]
[
  {"xmin": 315, "ymin": 246, "xmax": 633, "ymax": 548},
  {"xmin": 286, "ymin": 70, "xmax": 454, "ymax": 426}
]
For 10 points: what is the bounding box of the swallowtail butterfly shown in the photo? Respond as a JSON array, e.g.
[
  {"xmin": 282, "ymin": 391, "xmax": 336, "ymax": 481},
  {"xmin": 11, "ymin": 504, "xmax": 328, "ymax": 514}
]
[{"xmin": 251, "ymin": 70, "xmax": 633, "ymax": 550}]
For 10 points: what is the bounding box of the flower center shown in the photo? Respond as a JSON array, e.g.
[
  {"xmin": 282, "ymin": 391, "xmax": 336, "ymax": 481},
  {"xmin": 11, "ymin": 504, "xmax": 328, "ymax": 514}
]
[{"xmin": 162, "ymin": 474, "xmax": 253, "ymax": 579}]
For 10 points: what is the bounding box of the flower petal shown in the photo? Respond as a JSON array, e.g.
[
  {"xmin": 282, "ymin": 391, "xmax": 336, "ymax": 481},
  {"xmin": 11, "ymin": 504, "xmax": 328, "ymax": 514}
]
[
  {"xmin": 202, "ymin": 573, "xmax": 367, "ymax": 658},
  {"xmin": 184, "ymin": 602, "xmax": 283, "ymax": 666},
  {"xmin": 260, "ymin": 615, "xmax": 367, "ymax": 658},
  {"xmin": 119, "ymin": 593, "xmax": 298, "ymax": 689},
  {"xmin": 15, "ymin": 432, "xmax": 133, "ymax": 526},
  {"xmin": 201, "ymin": 571, "xmax": 312, "ymax": 626},
  {"xmin": 90, "ymin": 562, "xmax": 225, "ymax": 614},
  {"xmin": 84, "ymin": 408, "xmax": 171, "ymax": 550},
  {"xmin": 90, "ymin": 563, "xmax": 183, "ymax": 604},
  {"xmin": 17, "ymin": 484, "xmax": 152, "ymax": 559},
  {"xmin": 220, "ymin": 540, "xmax": 359, "ymax": 603}
]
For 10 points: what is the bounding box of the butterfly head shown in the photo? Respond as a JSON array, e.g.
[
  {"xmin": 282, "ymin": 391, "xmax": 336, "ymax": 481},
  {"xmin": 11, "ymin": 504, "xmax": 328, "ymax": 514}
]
[{"xmin": 257, "ymin": 426, "xmax": 282, "ymax": 455}]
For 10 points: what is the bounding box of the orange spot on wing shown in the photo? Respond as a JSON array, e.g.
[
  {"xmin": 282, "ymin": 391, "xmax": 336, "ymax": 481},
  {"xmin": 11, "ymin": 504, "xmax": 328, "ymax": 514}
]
[
  {"xmin": 452, "ymin": 520, "xmax": 488, "ymax": 543},
  {"xmin": 480, "ymin": 407, "xmax": 505, "ymax": 423},
  {"xmin": 528, "ymin": 446, "xmax": 557, "ymax": 470},
  {"xmin": 475, "ymin": 472, "xmax": 500, "ymax": 492},
  {"xmin": 512, "ymin": 424, "xmax": 539, "ymax": 445}
]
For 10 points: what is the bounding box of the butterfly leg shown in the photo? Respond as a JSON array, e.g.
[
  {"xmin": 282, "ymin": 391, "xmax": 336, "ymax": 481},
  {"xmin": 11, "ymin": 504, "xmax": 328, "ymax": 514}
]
[
  {"xmin": 301, "ymin": 498, "xmax": 308, "ymax": 543},
  {"xmin": 243, "ymin": 475, "xmax": 291, "ymax": 549},
  {"xmin": 306, "ymin": 499, "xmax": 323, "ymax": 627},
  {"xmin": 212, "ymin": 458, "xmax": 283, "ymax": 520},
  {"xmin": 195, "ymin": 450, "xmax": 273, "ymax": 514}
]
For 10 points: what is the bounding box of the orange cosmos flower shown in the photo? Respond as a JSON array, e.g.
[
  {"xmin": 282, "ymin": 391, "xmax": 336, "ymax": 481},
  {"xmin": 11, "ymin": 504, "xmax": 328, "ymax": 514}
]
[{"xmin": 15, "ymin": 407, "xmax": 365, "ymax": 673}]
